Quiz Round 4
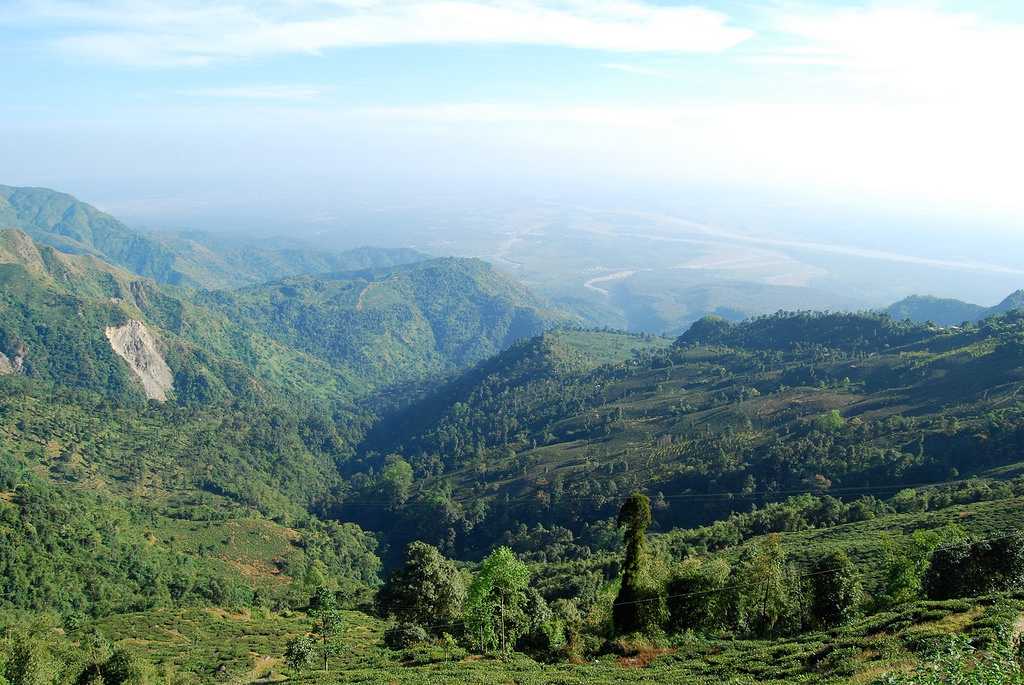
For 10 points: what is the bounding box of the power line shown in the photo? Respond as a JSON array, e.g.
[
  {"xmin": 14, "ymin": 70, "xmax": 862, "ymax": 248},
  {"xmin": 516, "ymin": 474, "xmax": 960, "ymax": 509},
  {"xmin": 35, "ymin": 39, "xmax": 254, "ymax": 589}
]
[{"xmin": 335, "ymin": 475, "xmax": 1016, "ymax": 508}]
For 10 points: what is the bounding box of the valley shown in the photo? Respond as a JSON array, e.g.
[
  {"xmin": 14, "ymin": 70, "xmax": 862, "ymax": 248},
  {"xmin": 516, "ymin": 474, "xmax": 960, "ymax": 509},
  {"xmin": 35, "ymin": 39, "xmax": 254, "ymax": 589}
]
[
  {"xmin": 7, "ymin": 1, "xmax": 1024, "ymax": 680},
  {"xmin": 2, "ymin": 185, "xmax": 1024, "ymax": 684}
]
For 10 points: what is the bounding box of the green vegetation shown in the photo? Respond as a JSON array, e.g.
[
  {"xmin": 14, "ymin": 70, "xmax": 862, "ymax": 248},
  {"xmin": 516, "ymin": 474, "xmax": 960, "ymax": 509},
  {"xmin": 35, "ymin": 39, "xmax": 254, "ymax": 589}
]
[
  {"xmin": 351, "ymin": 308, "xmax": 1024, "ymax": 566},
  {"xmin": 886, "ymin": 290, "xmax": 1024, "ymax": 326},
  {"xmin": 5, "ymin": 188, "xmax": 1024, "ymax": 683},
  {"xmin": 463, "ymin": 546, "xmax": 532, "ymax": 653},
  {"xmin": 613, "ymin": 493, "xmax": 663, "ymax": 635},
  {"xmin": 197, "ymin": 257, "xmax": 568, "ymax": 392},
  {"xmin": 0, "ymin": 229, "xmax": 361, "ymax": 405},
  {"xmin": 0, "ymin": 228, "xmax": 564, "ymax": 405},
  {"xmin": 0, "ymin": 184, "xmax": 426, "ymax": 289},
  {"xmin": 376, "ymin": 541, "xmax": 466, "ymax": 629}
]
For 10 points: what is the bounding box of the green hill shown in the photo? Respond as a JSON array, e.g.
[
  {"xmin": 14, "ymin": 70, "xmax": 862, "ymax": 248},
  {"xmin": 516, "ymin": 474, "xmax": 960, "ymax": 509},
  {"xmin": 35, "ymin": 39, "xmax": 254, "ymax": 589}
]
[
  {"xmin": 347, "ymin": 311, "xmax": 1024, "ymax": 559},
  {"xmin": 0, "ymin": 374, "xmax": 381, "ymax": 618},
  {"xmin": 0, "ymin": 184, "xmax": 198, "ymax": 284},
  {"xmin": 674, "ymin": 310, "xmax": 936, "ymax": 351},
  {"xmin": 139, "ymin": 228, "xmax": 428, "ymax": 290},
  {"xmin": 0, "ymin": 228, "xmax": 564, "ymax": 405},
  {"xmin": 886, "ymin": 289, "xmax": 1024, "ymax": 326},
  {"xmin": 0, "ymin": 229, "xmax": 360, "ymax": 406},
  {"xmin": 885, "ymin": 295, "xmax": 987, "ymax": 326},
  {"xmin": 6, "ymin": 301, "xmax": 1024, "ymax": 683},
  {"xmin": 6, "ymin": 186, "xmax": 1024, "ymax": 684},
  {"xmin": 0, "ymin": 184, "xmax": 426, "ymax": 289},
  {"xmin": 991, "ymin": 289, "xmax": 1024, "ymax": 316},
  {"xmin": 197, "ymin": 258, "xmax": 571, "ymax": 393}
]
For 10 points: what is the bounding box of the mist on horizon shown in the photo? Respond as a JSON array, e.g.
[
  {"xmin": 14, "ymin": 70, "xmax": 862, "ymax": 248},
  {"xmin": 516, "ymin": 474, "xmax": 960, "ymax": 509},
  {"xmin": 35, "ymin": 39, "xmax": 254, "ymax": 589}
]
[{"xmin": 2, "ymin": 0, "xmax": 1023, "ymax": 323}]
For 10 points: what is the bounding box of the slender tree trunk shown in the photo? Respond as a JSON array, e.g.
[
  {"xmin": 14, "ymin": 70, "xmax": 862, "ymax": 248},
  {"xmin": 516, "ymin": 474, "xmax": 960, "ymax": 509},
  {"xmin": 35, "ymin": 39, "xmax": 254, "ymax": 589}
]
[
  {"xmin": 499, "ymin": 594, "xmax": 506, "ymax": 652},
  {"xmin": 761, "ymin": 580, "xmax": 770, "ymax": 631}
]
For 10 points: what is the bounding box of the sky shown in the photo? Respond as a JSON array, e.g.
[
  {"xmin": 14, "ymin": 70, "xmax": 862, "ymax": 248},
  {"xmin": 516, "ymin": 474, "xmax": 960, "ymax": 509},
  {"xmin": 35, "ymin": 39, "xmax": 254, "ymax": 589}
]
[{"xmin": 1, "ymin": 0, "xmax": 1023, "ymax": 257}]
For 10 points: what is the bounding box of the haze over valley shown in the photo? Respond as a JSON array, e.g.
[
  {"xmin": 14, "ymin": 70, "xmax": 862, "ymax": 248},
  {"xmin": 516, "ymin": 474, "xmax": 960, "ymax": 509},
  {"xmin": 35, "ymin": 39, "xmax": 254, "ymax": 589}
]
[{"xmin": 3, "ymin": 2, "xmax": 1024, "ymax": 684}]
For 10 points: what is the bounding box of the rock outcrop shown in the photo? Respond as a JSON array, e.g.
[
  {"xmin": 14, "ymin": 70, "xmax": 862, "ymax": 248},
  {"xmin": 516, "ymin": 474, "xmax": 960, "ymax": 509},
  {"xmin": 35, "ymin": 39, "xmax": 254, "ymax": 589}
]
[
  {"xmin": 105, "ymin": 320, "xmax": 173, "ymax": 401},
  {"xmin": 0, "ymin": 345, "xmax": 25, "ymax": 375}
]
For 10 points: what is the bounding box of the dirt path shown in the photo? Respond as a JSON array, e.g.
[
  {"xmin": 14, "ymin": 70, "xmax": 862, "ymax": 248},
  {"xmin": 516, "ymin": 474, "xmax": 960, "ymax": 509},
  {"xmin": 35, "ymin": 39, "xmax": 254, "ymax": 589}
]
[
  {"xmin": 233, "ymin": 655, "xmax": 280, "ymax": 685},
  {"xmin": 1012, "ymin": 613, "xmax": 1024, "ymax": 646}
]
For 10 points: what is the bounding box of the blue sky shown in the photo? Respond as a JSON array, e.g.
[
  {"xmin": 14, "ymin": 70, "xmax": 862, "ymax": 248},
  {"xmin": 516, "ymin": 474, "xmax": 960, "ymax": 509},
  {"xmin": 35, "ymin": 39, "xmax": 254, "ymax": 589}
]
[{"xmin": 2, "ymin": 0, "xmax": 1023, "ymax": 240}]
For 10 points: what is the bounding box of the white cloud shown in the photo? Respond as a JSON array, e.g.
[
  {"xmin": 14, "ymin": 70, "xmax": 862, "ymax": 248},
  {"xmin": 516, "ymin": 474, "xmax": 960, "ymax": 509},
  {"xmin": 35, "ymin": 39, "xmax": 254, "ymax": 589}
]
[
  {"xmin": 9, "ymin": 0, "xmax": 753, "ymax": 66},
  {"xmin": 764, "ymin": 6, "xmax": 1024, "ymax": 107},
  {"xmin": 343, "ymin": 98, "xmax": 1024, "ymax": 221},
  {"xmin": 602, "ymin": 62, "xmax": 668, "ymax": 77},
  {"xmin": 178, "ymin": 85, "xmax": 326, "ymax": 100}
]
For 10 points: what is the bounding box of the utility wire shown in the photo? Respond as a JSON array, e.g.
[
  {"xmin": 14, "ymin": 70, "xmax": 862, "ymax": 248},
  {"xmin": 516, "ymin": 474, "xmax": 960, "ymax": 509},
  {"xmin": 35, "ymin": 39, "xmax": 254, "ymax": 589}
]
[{"xmin": 336, "ymin": 475, "xmax": 1016, "ymax": 507}]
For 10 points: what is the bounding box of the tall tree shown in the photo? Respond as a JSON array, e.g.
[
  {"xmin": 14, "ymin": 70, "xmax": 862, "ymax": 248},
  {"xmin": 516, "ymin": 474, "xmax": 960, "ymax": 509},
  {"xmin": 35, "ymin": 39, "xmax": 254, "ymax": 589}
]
[
  {"xmin": 613, "ymin": 492, "xmax": 665, "ymax": 635},
  {"xmin": 463, "ymin": 546, "xmax": 531, "ymax": 653},
  {"xmin": 810, "ymin": 551, "xmax": 861, "ymax": 628},
  {"xmin": 310, "ymin": 586, "xmax": 343, "ymax": 671},
  {"xmin": 375, "ymin": 541, "xmax": 466, "ymax": 630},
  {"xmin": 736, "ymin": 534, "xmax": 799, "ymax": 637}
]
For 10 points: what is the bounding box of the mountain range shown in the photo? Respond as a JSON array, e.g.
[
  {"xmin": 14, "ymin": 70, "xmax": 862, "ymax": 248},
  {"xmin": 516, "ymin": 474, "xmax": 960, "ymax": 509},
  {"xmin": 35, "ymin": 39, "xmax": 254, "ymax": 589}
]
[{"xmin": 1, "ymin": 184, "xmax": 426, "ymax": 289}]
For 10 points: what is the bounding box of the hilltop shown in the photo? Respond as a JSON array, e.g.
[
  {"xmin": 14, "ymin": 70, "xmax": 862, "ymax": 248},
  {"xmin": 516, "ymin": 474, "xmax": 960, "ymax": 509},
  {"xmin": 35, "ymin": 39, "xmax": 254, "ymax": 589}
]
[{"xmin": 886, "ymin": 289, "xmax": 1024, "ymax": 326}]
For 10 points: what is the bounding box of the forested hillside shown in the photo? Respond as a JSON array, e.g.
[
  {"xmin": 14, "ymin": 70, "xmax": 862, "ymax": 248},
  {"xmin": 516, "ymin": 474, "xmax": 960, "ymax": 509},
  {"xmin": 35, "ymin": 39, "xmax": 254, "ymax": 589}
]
[
  {"xmin": 3, "ymin": 190, "xmax": 1024, "ymax": 684},
  {"xmin": 0, "ymin": 379, "xmax": 380, "ymax": 618},
  {"xmin": 0, "ymin": 184, "xmax": 426, "ymax": 288},
  {"xmin": 348, "ymin": 312, "xmax": 1024, "ymax": 560},
  {"xmin": 0, "ymin": 228, "xmax": 564, "ymax": 405},
  {"xmin": 196, "ymin": 258, "xmax": 569, "ymax": 393},
  {"xmin": 0, "ymin": 229, "xmax": 359, "ymax": 405}
]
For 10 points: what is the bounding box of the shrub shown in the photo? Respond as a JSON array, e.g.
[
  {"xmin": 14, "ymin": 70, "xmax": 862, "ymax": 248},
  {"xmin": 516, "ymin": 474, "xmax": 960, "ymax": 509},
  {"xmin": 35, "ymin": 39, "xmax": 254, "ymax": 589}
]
[
  {"xmin": 924, "ymin": 533, "xmax": 1024, "ymax": 600},
  {"xmin": 810, "ymin": 551, "xmax": 861, "ymax": 628},
  {"xmin": 283, "ymin": 636, "xmax": 315, "ymax": 672},
  {"xmin": 100, "ymin": 648, "xmax": 156, "ymax": 685},
  {"xmin": 383, "ymin": 623, "xmax": 429, "ymax": 650},
  {"xmin": 666, "ymin": 557, "xmax": 731, "ymax": 634}
]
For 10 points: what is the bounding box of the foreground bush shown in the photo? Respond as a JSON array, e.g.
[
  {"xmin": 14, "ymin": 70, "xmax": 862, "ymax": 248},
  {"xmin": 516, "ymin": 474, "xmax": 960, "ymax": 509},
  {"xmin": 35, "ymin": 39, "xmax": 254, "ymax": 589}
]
[{"xmin": 384, "ymin": 622, "xmax": 429, "ymax": 650}]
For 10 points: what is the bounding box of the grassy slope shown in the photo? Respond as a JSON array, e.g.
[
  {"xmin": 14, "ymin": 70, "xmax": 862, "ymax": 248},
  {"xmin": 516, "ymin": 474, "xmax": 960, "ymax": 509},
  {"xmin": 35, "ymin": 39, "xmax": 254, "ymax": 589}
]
[{"xmin": 547, "ymin": 329, "xmax": 673, "ymax": 367}]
